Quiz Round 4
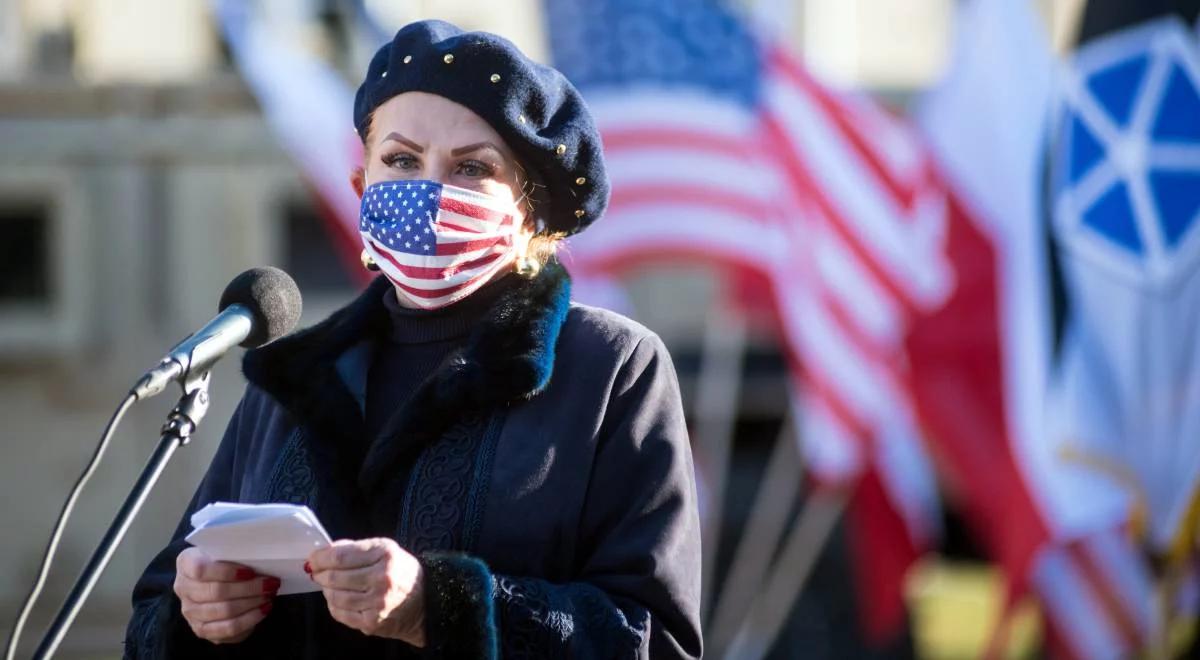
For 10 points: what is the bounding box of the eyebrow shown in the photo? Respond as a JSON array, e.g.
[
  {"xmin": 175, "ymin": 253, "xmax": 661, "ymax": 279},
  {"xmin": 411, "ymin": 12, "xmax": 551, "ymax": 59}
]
[
  {"xmin": 382, "ymin": 132, "xmax": 424, "ymax": 152},
  {"xmin": 450, "ymin": 141, "xmax": 505, "ymax": 158}
]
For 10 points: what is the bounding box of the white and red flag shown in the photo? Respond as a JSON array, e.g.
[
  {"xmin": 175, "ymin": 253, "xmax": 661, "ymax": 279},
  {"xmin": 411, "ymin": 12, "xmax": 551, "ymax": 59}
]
[{"xmin": 918, "ymin": 0, "xmax": 1155, "ymax": 656}]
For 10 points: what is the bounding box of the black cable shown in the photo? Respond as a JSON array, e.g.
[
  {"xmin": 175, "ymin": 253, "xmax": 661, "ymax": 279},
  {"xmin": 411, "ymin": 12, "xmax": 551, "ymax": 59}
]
[{"xmin": 4, "ymin": 392, "xmax": 139, "ymax": 660}]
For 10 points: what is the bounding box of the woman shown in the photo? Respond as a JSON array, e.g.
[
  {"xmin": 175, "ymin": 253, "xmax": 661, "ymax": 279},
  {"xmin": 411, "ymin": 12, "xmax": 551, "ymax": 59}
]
[{"xmin": 124, "ymin": 19, "xmax": 702, "ymax": 660}]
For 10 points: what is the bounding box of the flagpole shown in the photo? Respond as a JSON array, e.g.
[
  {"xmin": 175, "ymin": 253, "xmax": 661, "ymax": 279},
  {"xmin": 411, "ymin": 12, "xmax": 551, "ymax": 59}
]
[
  {"xmin": 981, "ymin": 576, "xmax": 1024, "ymax": 660},
  {"xmin": 694, "ymin": 300, "xmax": 748, "ymax": 621},
  {"xmin": 1152, "ymin": 555, "xmax": 1189, "ymax": 660},
  {"xmin": 706, "ymin": 408, "xmax": 802, "ymax": 656},
  {"xmin": 721, "ymin": 487, "xmax": 847, "ymax": 660}
]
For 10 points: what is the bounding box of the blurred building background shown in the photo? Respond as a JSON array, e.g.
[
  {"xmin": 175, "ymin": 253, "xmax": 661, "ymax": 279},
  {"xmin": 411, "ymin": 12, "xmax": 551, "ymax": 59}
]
[{"xmin": 0, "ymin": 0, "xmax": 1080, "ymax": 657}]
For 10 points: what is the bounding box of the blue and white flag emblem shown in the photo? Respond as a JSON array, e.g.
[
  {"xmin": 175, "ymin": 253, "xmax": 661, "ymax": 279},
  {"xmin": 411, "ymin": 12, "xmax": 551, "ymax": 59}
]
[{"xmin": 1054, "ymin": 18, "xmax": 1200, "ymax": 287}]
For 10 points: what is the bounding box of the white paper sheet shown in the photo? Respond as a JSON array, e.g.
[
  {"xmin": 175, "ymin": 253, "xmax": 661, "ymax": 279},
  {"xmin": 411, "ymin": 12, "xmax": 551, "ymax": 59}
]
[{"xmin": 186, "ymin": 502, "xmax": 332, "ymax": 595}]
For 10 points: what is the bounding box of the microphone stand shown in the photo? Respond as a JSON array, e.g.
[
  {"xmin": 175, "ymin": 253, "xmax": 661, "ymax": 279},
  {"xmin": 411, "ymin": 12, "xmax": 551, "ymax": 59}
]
[{"xmin": 32, "ymin": 371, "xmax": 213, "ymax": 659}]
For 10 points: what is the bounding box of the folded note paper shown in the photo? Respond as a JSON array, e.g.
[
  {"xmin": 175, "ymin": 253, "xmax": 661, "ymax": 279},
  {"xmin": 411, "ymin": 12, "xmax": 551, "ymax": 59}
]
[{"xmin": 186, "ymin": 502, "xmax": 332, "ymax": 595}]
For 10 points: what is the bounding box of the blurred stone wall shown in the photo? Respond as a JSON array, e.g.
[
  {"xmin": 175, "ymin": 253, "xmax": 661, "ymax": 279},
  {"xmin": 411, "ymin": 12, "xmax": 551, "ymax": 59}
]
[{"xmin": 0, "ymin": 78, "xmax": 306, "ymax": 656}]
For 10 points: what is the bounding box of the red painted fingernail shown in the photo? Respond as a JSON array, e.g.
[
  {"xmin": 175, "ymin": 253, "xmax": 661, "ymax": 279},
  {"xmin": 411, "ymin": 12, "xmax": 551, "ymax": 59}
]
[
  {"xmin": 303, "ymin": 561, "xmax": 312, "ymax": 575},
  {"xmin": 262, "ymin": 577, "xmax": 281, "ymax": 593},
  {"xmin": 260, "ymin": 601, "xmax": 273, "ymax": 615},
  {"xmin": 235, "ymin": 568, "xmax": 255, "ymax": 581}
]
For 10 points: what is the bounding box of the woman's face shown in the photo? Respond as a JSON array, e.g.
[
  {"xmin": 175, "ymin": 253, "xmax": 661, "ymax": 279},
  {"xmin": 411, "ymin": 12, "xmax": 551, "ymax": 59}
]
[
  {"xmin": 351, "ymin": 92, "xmax": 535, "ymax": 308},
  {"xmin": 353, "ymin": 91, "xmax": 526, "ymax": 221}
]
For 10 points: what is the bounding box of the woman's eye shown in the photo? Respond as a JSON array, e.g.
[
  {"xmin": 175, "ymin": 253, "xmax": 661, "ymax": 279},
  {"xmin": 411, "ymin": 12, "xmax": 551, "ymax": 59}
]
[
  {"xmin": 457, "ymin": 160, "xmax": 495, "ymax": 178},
  {"xmin": 383, "ymin": 153, "xmax": 419, "ymax": 170}
]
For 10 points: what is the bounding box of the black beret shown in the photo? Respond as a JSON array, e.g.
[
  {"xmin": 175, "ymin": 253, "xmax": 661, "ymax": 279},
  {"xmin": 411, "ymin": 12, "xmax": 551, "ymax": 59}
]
[{"xmin": 354, "ymin": 20, "xmax": 608, "ymax": 236}]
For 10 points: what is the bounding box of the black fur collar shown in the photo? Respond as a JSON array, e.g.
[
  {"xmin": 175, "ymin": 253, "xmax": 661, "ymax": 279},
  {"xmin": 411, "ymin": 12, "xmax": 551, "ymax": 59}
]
[{"xmin": 242, "ymin": 262, "xmax": 572, "ymax": 501}]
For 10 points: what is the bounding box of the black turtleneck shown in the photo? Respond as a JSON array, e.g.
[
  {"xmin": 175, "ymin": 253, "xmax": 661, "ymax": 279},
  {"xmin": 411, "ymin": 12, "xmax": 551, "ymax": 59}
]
[{"xmin": 364, "ymin": 274, "xmax": 517, "ymax": 443}]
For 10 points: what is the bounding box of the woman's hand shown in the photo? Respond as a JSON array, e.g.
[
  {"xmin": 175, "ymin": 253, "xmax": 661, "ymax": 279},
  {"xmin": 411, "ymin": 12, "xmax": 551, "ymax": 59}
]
[
  {"xmin": 307, "ymin": 538, "xmax": 425, "ymax": 647},
  {"xmin": 174, "ymin": 547, "xmax": 279, "ymax": 644}
]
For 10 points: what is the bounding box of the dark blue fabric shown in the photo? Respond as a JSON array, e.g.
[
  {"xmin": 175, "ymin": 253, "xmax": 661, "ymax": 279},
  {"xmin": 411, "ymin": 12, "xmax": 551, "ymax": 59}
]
[
  {"xmin": 396, "ymin": 410, "xmax": 502, "ymax": 553},
  {"xmin": 354, "ymin": 20, "xmax": 608, "ymax": 236},
  {"xmin": 365, "ymin": 277, "xmax": 516, "ymax": 442},
  {"xmin": 544, "ymin": 0, "xmax": 762, "ymax": 107},
  {"xmin": 124, "ymin": 264, "xmax": 702, "ymax": 659}
]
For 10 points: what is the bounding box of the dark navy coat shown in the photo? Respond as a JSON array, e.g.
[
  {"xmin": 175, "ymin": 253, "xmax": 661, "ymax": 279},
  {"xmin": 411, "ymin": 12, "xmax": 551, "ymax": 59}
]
[{"xmin": 123, "ymin": 263, "xmax": 703, "ymax": 659}]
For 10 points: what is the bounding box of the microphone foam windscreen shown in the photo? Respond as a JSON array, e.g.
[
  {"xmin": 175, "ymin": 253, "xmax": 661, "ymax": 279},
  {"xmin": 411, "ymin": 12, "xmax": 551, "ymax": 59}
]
[{"xmin": 218, "ymin": 267, "xmax": 303, "ymax": 348}]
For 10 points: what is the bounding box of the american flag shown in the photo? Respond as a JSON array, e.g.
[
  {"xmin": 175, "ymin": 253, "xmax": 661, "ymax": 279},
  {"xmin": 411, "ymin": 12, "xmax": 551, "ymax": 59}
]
[
  {"xmin": 547, "ymin": 0, "xmax": 789, "ymax": 274},
  {"xmin": 546, "ymin": 0, "xmax": 940, "ymax": 645},
  {"xmin": 359, "ymin": 180, "xmax": 517, "ymax": 305},
  {"xmin": 759, "ymin": 42, "xmax": 945, "ymax": 642}
]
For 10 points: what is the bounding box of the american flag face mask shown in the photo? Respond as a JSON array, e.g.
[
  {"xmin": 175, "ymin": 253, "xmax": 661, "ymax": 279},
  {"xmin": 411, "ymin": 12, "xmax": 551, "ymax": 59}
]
[{"xmin": 359, "ymin": 179, "xmax": 521, "ymax": 310}]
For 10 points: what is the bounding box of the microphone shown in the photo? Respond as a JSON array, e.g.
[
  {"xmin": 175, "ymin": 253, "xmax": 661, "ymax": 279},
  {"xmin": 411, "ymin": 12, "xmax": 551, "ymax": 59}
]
[{"xmin": 131, "ymin": 267, "xmax": 302, "ymax": 400}]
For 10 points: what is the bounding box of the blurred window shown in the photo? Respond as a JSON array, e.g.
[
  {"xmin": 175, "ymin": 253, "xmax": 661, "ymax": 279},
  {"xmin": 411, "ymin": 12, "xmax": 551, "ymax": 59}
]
[
  {"xmin": 0, "ymin": 200, "xmax": 51, "ymax": 308},
  {"xmin": 800, "ymin": 0, "xmax": 952, "ymax": 91},
  {"xmin": 280, "ymin": 196, "xmax": 356, "ymax": 296},
  {"xmin": 0, "ymin": 172, "xmax": 87, "ymax": 357}
]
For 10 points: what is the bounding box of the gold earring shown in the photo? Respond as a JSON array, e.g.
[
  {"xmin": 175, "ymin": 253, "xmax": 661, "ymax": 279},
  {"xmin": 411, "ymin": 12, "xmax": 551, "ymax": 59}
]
[
  {"xmin": 514, "ymin": 254, "xmax": 538, "ymax": 277},
  {"xmin": 360, "ymin": 249, "xmax": 380, "ymax": 271}
]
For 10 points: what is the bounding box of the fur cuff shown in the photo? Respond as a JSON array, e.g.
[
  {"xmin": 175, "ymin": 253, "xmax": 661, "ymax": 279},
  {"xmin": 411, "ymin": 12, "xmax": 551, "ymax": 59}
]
[{"xmin": 420, "ymin": 553, "xmax": 498, "ymax": 660}]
